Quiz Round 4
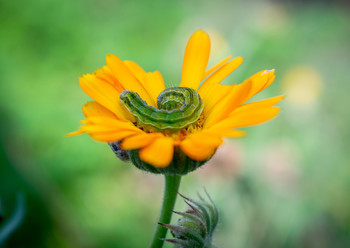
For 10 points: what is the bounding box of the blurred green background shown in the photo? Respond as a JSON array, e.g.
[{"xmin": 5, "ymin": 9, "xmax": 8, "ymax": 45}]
[{"xmin": 0, "ymin": 0, "xmax": 349, "ymax": 247}]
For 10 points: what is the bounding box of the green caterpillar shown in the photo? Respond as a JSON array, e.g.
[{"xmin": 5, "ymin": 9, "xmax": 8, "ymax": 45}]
[{"xmin": 120, "ymin": 87, "xmax": 204, "ymax": 131}]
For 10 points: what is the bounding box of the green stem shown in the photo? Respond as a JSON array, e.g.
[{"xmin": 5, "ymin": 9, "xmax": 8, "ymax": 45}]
[{"xmin": 149, "ymin": 175, "xmax": 182, "ymax": 248}]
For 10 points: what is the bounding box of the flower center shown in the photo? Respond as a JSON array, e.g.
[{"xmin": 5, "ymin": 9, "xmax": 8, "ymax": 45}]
[{"xmin": 120, "ymin": 87, "xmax": 204, "ymax": 132}]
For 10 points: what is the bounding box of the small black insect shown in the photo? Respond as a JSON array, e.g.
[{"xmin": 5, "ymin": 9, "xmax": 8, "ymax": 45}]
[{"xmin": 108, "ymin": 141, "xmax": 130, "ymax": 162}]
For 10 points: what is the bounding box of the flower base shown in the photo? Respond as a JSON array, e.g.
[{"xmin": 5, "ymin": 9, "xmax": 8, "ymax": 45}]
[{"xmin": 129, "ymin": 147, "xmax": 209, "ymax": 175}]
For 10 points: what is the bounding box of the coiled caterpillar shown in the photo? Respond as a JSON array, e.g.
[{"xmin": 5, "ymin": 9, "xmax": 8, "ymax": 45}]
[{"xmin": 120, "ymin": 87, "xmax": 204, "ymax": 131}]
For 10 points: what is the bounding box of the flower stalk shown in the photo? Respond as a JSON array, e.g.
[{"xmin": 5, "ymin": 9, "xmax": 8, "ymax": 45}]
[{"xmin": 149, "ymin": 175, "xmax": 182, "ymax": 248}]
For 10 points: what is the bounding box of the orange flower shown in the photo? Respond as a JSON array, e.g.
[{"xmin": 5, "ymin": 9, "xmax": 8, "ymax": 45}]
[{"xmin": 68, "ymin": 30, "xmax": 283, "ymax": 169}]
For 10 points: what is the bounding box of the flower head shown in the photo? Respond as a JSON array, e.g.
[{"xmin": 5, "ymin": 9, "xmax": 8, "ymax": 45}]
[{"xmin": 68, "ymin": 30, "xmax": 282, "ymax": 173}]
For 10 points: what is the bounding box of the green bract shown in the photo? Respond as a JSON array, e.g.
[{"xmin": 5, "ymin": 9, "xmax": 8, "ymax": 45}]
[
  {"xmin": 129, "ymin": 148, "xmax": 208, "ymax": 175},
  {"xmin": 109, "ymin": 142, "xmax": 209, "ymax": 175},
  {"xmin": 160, "ymin": 191, "xmax": 219, "ymax": 248}
]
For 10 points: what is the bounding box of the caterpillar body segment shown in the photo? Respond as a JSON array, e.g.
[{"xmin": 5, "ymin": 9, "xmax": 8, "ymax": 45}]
[{"xmin": 120, "ymin": 87, "xmax": 204, "ymax": 131}]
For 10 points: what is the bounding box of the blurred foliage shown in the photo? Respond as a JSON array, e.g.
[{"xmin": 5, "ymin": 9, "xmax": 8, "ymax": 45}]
[
  {"xmin": 0, "ymin": 0, "xmax": 349, "ymax": 247},
  {"xmin": 0, "ymin": 192, "xmax": 26, "ymax": 245}
]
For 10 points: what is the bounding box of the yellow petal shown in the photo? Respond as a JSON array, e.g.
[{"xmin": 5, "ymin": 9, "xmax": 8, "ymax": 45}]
[
  {"xmin": 210, "ymin": 106, "xmax": 281, "ymax": 130},
  {"xmin": 124, "ymin": 61, "xmax": 166, "ymax": 107},
  {"xmin": 82, "ymin": 118, "xmax": 141, "ymax": 135},
  {"xmin": 230, "ymin": 95, "xmax": 284, "ymax": 115},
  {"xmin": 82, "ymin": 101, "xmax": 116, "ymax": 118},
  {"xmin": 139, "ymin": 136, "xmax": 174, "ymax": 168},
  {"xmin": 180, "ymin": 30, "xmax": 210, "ymax": 90},
  {"xmin": 79, "ymin": 74, "xmax": 135, "ymax": 121},
  {"xmin": 180, "ymin": 132, "xmax": 222, "ymax": 161},
  {"xmin": 90, "ymin": 130, "xmax": 141, "ymax": 142},
  {"xmin": 143, "ymin": 71, "xmax": 166, "ymax": 106},
  {"xmin": 260, "ymin": 73, "xmax": 276, "ymax": 92},
  {"xmin": 84, "ymin": 117, "xmax": 139, "ymax": 130},
  {"xmin": 181, "ymin": 144, "xmax": 216, "ymax": 161},
  {"xmin": 95, "ymin": 66, "xmax": 125, "ymax": 92},
  {"xmin": 188, "ymin": 132, "xmax": 223, "ymax": 146},
  {"xmin": 243, "ymin": 69, "xmax": 276, "ymax": 102},
  {"xmin": 124, "ymin": 60, "xmax": 147, "ymax": 86},
  {"xmin": 205, "ymin": 127, "xmax": 246, "ymax": 138},
  {"xmin": 203, "ymin": 81, "xmax": 252, "ymax": 128},
  {"xmin": 121, "ymin": 132, "xmax": 163, "ymax": 150},
  {"xmin": 200, "ymin": 83, "xmax": 234, "ymax": 118},
  {"xmin": 203, "ymin": 70, "xmax": 278, "ymax": 127},
  {"xmin": 199, "ymin": 56, "xmax": 243, "ymax": 96},
  {"xmin": 203, "ymin": 56, "xmax": 232, "ymax": 79},
  {"xmin": 65, "ymin": 129, "xmax": 86, "ymax": 137},
  {"xmin": 81, "ymin": 117, "xmax": 143, "ymax": 142},
  {"xmin": 81, "ymin": 125, "xmax": 138, "ymax": 133},
  {"xmin": 106, "ymin": 54, "xmax": 154, "ymax": 105}
]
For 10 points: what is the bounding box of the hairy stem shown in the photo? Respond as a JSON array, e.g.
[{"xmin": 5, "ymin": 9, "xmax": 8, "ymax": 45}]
[{"xmin": 149, "ymin": 175, "xmax": 182, "ymax": 248}]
